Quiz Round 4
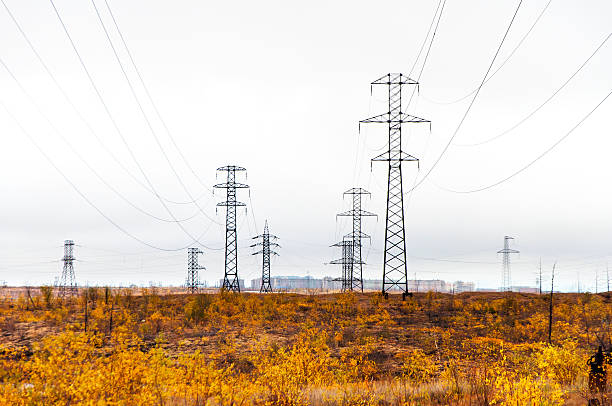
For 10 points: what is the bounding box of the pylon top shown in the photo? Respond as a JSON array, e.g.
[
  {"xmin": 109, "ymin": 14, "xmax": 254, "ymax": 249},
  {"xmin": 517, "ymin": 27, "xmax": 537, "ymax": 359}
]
[
  {"xmin": 371, "ymin": 73, "xmax": 418, "ymax": 86},
  {"xmin": 343, "ymin": 187, "xmax": 371, "ymax": 196},
  {"xmin": 216, "ymin": 165, "xmax": 246, "ymax": 172}
]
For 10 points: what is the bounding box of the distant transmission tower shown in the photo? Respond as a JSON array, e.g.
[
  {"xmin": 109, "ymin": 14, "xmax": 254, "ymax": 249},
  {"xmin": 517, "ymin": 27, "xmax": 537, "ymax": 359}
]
[
  {"xmin": 330, "ymin": 239, "xmax": 358, "ymax": 292},
  {"xmin": 497, "ymin": 236, "xmax": 519, "ymax": 292},
  {"xmin": 186, "ymin": 248, "xmax": 205, "ymax": 293},
  {"xmin": 360, "ymin": 73, "xmax": 430, "ymax": 298},
  {"xmin": 251, "ymin": 220, "xmax": 280, "ymax": 293},
  {"xmin": 59, "ymin": 240, "xmax": 77, "ymax": 297},
  {"xmin": 214, "ymin": 165, "xmax": 249, "ymax": 292},
  {"xmin": 337, "ymin": 188, "xmax": 376, "ymax": 292}
]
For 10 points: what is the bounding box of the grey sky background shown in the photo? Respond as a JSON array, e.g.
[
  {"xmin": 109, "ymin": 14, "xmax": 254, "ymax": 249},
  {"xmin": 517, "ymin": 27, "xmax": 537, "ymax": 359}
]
[{"xmin": 1, "ymin": 0, "xmax": 611, "ymax": 291}]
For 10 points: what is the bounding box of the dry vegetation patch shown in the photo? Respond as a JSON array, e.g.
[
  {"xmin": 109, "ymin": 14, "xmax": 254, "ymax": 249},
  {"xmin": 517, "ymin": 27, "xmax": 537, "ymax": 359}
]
[{"xmin": 0, "ymin": 288, "xmax": 611, "ymax": 404}]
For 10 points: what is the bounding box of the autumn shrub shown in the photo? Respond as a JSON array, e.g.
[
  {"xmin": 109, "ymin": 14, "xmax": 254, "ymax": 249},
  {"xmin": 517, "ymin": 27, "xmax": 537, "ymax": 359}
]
[
  {"xmin": 40, "ymin": 285, "xmax": 53, "ymax": 309},
  {"xmin": 184, "ymin": 293, "xmax": 213, "ymax": 324},
  {"xmin": 397, "ymin": 348, "xmax": 437, "ymax": 383},
  {"xmin": 534, "ymin": 341, "xmax": 586, "ymax": 386},
  {"xmin": 492, "ymin": 367, "xmax": 565, "ymax": 406}
]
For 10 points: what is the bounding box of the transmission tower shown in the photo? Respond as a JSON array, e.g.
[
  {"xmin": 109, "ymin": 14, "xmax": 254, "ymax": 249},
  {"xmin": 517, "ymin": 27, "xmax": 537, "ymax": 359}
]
[
  {"xmin": 59, "ymin": 240, "xmax": 77, "ymax": 297},
  {"xmin": 360, "ymin": 73, "xmax": 430, "ymax": 298},
  {"xmin": 186, "ymin": 248, "xmax": 205, "ymax": 293},
  {"xmin": 214, "ymin": 165, "xmax": 249, "ymax": 292},
  {"xmin": 251, "ymin": 220, "xmax": 280, "ymax": 293},
  {"xmin": 330, "ymin": 239, "xmax": 358, "ymax": 292},
  {"xmin": 337, "ymin": 188, "xmax": 376, "ymax": 292},
  {"xmin": 497, "ymin": 236, "xmax": 519, "ymax": 292}
]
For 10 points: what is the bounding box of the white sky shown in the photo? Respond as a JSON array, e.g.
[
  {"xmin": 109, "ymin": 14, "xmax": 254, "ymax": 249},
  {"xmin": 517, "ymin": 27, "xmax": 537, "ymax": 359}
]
[{"xmin": 1, "ymin": 0, "xmax": 611, "ymax": 291}]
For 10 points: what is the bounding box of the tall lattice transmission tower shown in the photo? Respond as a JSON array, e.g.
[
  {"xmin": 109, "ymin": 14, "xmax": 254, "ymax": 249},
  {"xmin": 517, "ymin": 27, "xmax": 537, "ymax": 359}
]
[
  {"xmin": 59, "ymin": 240, "xmax": 77, "ymax": 297},
  {"xmin": 497, "ymin": 236, "xmax": 519, "ymax": 292},
  {"xmin": 214, "ymin": 165, "xmax": 249, "ymax": 292},
  {"xmin": 360, "ymin": 73, "xmax": 430, "ymax": 298},
  {"xmin": 337, "ymin": 188, "xmax": 376, "ymax": 292},
  {"xmin": 330, "ymin": 239, "xmax": 358, "ymax": 292},
  {"xmin": 186, "ymin": 248, "xmax": 205, "ymax": 293},
  {"xmin": 251, "ymin": 220, "xmax": 280, "ymax": 293}
]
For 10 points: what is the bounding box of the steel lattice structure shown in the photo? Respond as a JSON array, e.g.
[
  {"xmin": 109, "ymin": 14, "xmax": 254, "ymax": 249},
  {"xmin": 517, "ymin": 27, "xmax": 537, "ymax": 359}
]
[
  {"xmin": 186, "ymin": 248, "xmax": 205, "ymax": 293},
  {"xmin": 360, "ymin": 73, "xmax": 430, "ymax": 298},
  {"xmin": 497, "ymin": 236, "xmax": 519, "ymax": 292},
  {"xmin": 251, "ymin": 220, "xmax": 280, "ymax": 293},
  {"xmin": 330, "ymin": 239, "xmax": 362, "ymax": 292},
  {"xmin": 214, "ymin": 165, "xmax": 249, "ymax": 292},
  {"xmin": 337, "ymin": 188, "xmax": 376, "ymax": 292},
  {"xmin": 59, "ymin": 240, "xmax": 77, "ymax": 297}
]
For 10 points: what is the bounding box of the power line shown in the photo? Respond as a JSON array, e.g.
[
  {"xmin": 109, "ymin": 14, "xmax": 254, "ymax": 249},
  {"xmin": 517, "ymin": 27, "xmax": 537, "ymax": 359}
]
[
  {"xmin": 101, "ymin": 0, "xmax": 214, "ymax": 193},
  {"xmin": 0, "ymin": 101, "xmax": 210, "ymax": 252},
  {"xmin": 0, "ymin": 55, "xmax": 202, "ymax": 224},
  {"xmin": 88, "ymin": 0, "xmax": 220, "ymax": 227},
  {"xmin": 1, "ymin": 0, "xmax": 207, "ymax": 206},
  {"xmin": 455, "ymin": 31, "xmax": 611, "ymax": 147},
  {"xmin": 408, "ymin": 256, "xmax": 499, "ymax": 265},
  {"xmin": 0, "ymin": 0, "xmax": 159, "ymax": 202},
  {"xmin": 47, "ymin": 0, "xmax": 218, "ymax": 248},
  {"xmin": 408, "ymin": 0, "xmax": 444, "ymax": 78},
  {"xmin": 433, "ymin": 86, "xmax": 612, "ymax": 193},
  {"xmin": 424, "ymin": 0, "xmax": 553, "ymax": 106},
  {"xmin": 403, "ymin": 0, "xmax": 448, "ymax": 114},
  {"xmin": 403, "ymin": 0, "xmax": 525, "ymax": 196}
]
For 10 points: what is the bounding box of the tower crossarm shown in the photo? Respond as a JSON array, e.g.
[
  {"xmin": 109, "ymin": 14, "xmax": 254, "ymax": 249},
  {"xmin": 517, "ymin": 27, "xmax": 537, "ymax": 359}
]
[
  {"xmin": 213, "ymin": 182, "xmax": 249, "ymax": 189},
  {"xmin": 217, "ymin": 201, "xmax": 246, "ymax": 207},
  {"xmin": 330, "ymin": 258, "xmax": 363, "ymax": 265},
  {"xmin": 250, "ymin": 242, "xmax": 280, "ymax": 248},
  {"xmin": 343, "ymin": 187, "xmax": 371, "ymax": 196},
  {"xmin": 252, "ymin": 249, "xmax": 279, "ymax": 256},
  {"xmin": 370, "ymin": 73, "xmax": 419, "ymax": 85},
  {"xmin": 337, "ymin": 209, "xmax": 377, "ymax": 218},
  {"xmin": 344, "ymin": 231, "xmax": 371, "ymax": 240},
  {"xmin": 497, "ymin": 249, "xmax": 520, "ymax": 254},
  {"xmin": 216, "ymin": 165, "xmax": 246, "ymax": 172},
  {"xmin": 360, "ymin": 112, "xmax": 430, "ymax": 124},
  {"xmin": 252, "ymin": 234, "xmax": 279, "ymax": 239},
  {"xmin": 371, "ymin": 151, "xmax": 419, "ymax": 163}
]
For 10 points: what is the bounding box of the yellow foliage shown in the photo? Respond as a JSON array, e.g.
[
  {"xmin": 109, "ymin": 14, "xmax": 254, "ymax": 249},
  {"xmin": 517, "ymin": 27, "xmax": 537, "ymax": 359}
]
[{"xmin": 397, "ymin": 348, "xmax": 437, "ymax": 383}]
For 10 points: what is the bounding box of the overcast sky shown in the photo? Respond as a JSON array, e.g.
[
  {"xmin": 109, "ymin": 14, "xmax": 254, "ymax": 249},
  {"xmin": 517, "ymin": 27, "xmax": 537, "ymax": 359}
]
[{"xmin": 1, "ymin": 0, "xmax": 611, "ymax": 291}]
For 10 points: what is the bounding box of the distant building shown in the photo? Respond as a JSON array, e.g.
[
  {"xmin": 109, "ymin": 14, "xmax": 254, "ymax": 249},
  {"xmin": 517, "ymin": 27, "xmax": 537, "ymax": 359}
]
[
  {"xmin": 322, "ymin": 277, "xmax": 341, "ymax": 291},
  {"xmin": 453, "ymin": 281, "xmax": 475, "ymax": 293},
  {"xmin": 408, "ymin": 279, "xmax": 449, "ymax": 292},
  {"xmin": 248, "ymin": 275, "xmax": 476, "ymax": 293},
  {"xmin": 508, "ymin": 286, "xmax": 539, "ymax": 294},
  {"xmin": 251, "ymin": 276, "xmax": 322, "ymax": 291}
]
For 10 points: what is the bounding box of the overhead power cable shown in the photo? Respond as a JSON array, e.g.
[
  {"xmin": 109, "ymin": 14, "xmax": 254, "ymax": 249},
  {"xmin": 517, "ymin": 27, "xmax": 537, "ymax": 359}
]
[
  {"xmin": 425, "ymin": 0, "xmax": 554, "ymax": 105},
  {"xmin": 0, "ymin": 56, "xmax": 200, "ymax": 224},
  {"xmin": 408, "ymin": 0, "xmax": 444, "ymax": 78},
  {"xmin": 404, "ymin": 0, "xmax": 448, "ymax": 114},
  {"xmin": 404, "ymin": 0, "xmax": 525, "ymax": 196},
  {"xmin": 455, "ymin": 31, "xmax": 611, "ymax": 147},
  {"xmin": 88, "ymin": 0, "xmax": 220, "ymax": 227},
  {"xmin": 102, "ymin": 0, "xmax": 214, "ymax": 192},
  {"xmin": 47, "ymin": 0, "xmax": 217, "ymax": 248},
  {"xmin": 0, "ymin": 101, "xmax": 214, "ymax": 252},
  {"xmin": 0, "ymin": 0, "xmax": 208, "ymax": 207},
  {"xmin": 432, "ymin": 85, "xmax": 612, "ymax": 193}
]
